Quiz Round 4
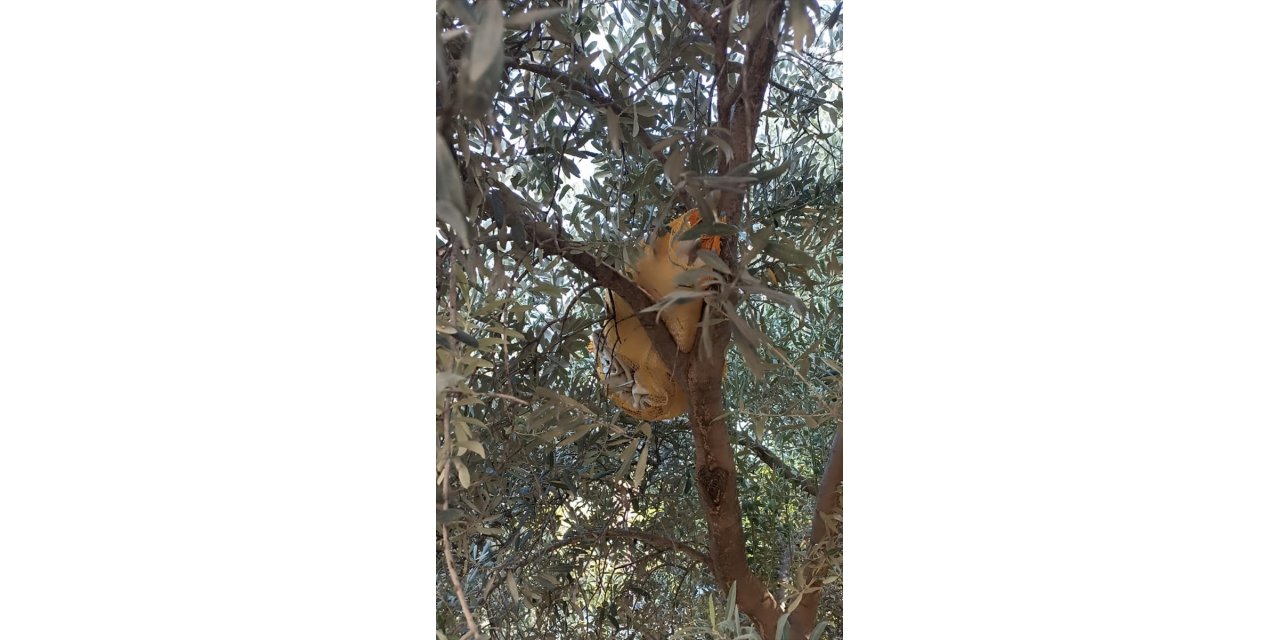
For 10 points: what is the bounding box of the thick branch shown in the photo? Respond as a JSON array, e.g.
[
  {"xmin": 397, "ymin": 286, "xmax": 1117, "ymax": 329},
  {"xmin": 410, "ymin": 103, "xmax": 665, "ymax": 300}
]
[
  {"xmin": 674, "ymin": 0, "xmax": 718, "ymax": 35},
  {"xmin": 520, "ymin": 215, "xmax": 685, "ymax": 377},
  {"xmin": 789, "ymin": 430, "xmax": 843, "ymax": 638},
  {"xmin": 719, "ymin": 0, "xmax": 787, "ymax": 227},
  {"xmin": 739, "ymin": 436, "xmax": 818, "ymax": 496}
]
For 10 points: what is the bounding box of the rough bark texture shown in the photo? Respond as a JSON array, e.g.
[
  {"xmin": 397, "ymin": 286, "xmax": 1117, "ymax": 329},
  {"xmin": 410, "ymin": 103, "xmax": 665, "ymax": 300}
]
[
  {"xmin": 789, "ymin": 430, "xmax": 843, "ymax": 638},
  {"xmin": 688, "ymin": 355, "xmax": 783, "ymax": 635},
  {"xmin": 717, "ymin": 0, "xmax": 788, "ymax": 229}
]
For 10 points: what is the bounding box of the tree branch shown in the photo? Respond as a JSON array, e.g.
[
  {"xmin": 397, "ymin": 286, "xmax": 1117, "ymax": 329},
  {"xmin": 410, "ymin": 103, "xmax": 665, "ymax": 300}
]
[
  {"xmin": 442, "ymin": 526, "xmax": 482, "ymax": 639},
  {"xmin": 668, "ymin": 1, "xmax": 795, "ymax": 635},
  {"xmin": 505, "ymin": 57, "xmax": 669, "ymax": 166},
  {"xmin": 739, "ymin": 436, "xmax": 818, "ymax": 496},
  {"xmin": 767, "ymin": 78, "xmax": 838, "ymax": 106},
  {"xmin": 600, "ymin": 528, "xmax": 713, "ymax": 567},
  {"xmin": 440, "ymin": 398, "xmax": 482, "ymax": 639},
  {"xmin": 789, "ymin": 430, "xmax": 843, "ymax": 638},
  {"xmin": 519, "ymin": 214, "xmax": 686, "ymax": 378},
  {"xmin": 674, "ymin": 0, "xmax": 718, "ymax": 35}
]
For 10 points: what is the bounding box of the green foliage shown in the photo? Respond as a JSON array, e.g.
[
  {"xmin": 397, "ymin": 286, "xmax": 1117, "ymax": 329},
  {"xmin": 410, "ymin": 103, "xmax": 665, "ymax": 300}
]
[{"xmin": 437, "ymin": 0, "xmax": 842, "ymax": 637}]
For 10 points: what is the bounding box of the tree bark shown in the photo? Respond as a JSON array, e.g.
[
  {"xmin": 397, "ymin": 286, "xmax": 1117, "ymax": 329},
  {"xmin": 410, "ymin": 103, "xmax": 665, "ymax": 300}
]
[
  {"xmin": 520, "ymin": 215, "xmax": 687, "ymax": 379},
  {"xmin": 717, "ymin": 0, "xmax": 787, "ymax": 230},
  {"xmin": 788, "ymin": 430, "xmax": 843, "ymax": 638},
  {"xmin": 687, "ymin": 355, "xmax": 784, "ymax": 636}
]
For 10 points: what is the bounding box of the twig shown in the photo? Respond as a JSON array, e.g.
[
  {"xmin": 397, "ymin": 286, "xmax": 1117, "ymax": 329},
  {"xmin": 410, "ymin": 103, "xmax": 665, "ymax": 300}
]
[
  {"xmin": 767, "ymin": 78, "xmax": 838, "ymax": 106},
  {"xmin": 443, "ymin": 526, "xmax": 482, "ymax": 638},
  {"xmin": 518, "ymin": 214, "xmax": 687, "ymax": 380},
  {"xmin": 505, "ymin": 58, "xmax": 669, "ymax": 167},
  {"xmin": 482, "ymin": 392, "xmax": 530, "ymax": 405},
  {"xmin": 673, "ymin": 0, "xmax": 718, "ymax": 35},
  {"xmin": 738, "ymin": 435, "xmax": 818, "ymax": 496},
  {"xmin": 440, "ymin": 396, "xmax": 482, "ymax": 639}
]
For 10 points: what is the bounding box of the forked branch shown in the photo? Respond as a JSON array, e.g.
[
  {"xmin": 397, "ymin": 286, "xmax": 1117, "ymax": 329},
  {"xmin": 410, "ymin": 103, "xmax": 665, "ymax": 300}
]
[{"xmin": 520, "ymin": 215, "xmax": 686, "ymax": 377}]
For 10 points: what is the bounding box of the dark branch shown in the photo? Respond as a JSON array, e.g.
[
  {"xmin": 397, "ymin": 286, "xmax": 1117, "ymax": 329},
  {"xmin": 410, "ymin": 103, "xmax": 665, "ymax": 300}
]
[
  {"xmin": 505, "ymin": 58, "xmax": 669, "ymax": 167},
  {"xmin": 674, "ymin": 0, "xmax": 718, "ymax": 35},
  {"xmin": 520, "ymin": 215, "xmax": 685, "ymax": 377},
  {"xmin": 738, "ymin": 436, "xmax": 818, "ymax": 496},
  {"xmin": 767, "ymin": 78, "xmax": 838, "ymax": 106},
  {"xmin": 790, "ymin": 430, "xmax": 843, "ymax": 636}
]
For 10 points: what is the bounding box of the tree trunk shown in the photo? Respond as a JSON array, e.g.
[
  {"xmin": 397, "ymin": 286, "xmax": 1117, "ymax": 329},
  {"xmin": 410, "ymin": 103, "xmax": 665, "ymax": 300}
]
[{"xmin": 687, "ymin": 355, "xmax": 784, "ymax": 636}]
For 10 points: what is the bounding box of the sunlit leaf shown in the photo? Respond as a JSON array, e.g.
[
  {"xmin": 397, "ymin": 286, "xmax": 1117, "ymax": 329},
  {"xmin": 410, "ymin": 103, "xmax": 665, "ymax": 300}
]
[
  {"xmin": 458, "ymin": 0, "xmax": 505, "ymax": 117},
  {"xmin": 613, "ymin": 437, "xmax": 640, "ymax": 480},
  {"xmin": 467, "ymin": 0, "xmax": 503, "ymax": 83},
  {"xmin": 506, "ymin": 6, "xmax": 567, "ymax": 28},
  {"xmin": 604, "ymin": 108, "xmax": 622, "ymax": 154},
  {"xmin": 630, "ymin": 441, "xmax": 648, "ymax": 489},
  {"xmin": 454, "ymin": 458, "xmax": 472, "ymax": 488},
  {"xmin": 789, "ymin": 0, "xmax": 817, "ymax": 52}
]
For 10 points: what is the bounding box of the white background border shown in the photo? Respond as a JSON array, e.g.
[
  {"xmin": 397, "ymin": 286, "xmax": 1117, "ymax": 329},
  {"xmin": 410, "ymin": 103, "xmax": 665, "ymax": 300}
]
[{"xmin": 846, "ymin": 1, "xmax": 1280, "ymax": 637}]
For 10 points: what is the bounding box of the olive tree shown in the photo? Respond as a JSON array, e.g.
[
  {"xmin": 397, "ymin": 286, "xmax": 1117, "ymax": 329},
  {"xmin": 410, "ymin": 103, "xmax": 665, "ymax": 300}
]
[{"xmin": 436, "ymin": 0, "xmax": 842, "ymax": 637}]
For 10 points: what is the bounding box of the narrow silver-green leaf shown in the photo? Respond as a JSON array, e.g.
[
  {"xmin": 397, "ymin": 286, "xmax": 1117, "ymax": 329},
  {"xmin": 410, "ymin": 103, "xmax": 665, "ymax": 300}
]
[
  {"xmin": 630, "ymin": 441, "xmax": 648, "ymax": 489},
  {"xmin": 467, "ymin": 0, "xmax": 504, "ymax": 83},
  {"xmin": 454, "ymin": 458, "xmax": 472, "ymax": 488},
  {"xmin": 505, "ymin": 571, "xmax": 521, "ymax": 601},
  {"xmin": 437, "ymin": 508, "xmax": 466, "ymax": 524},
  {"xmin": 764, "ymin": 240, "xmax": 819, "ymax": 271},
  {"xmin": 604, "ymin": 108, "xmax": 622, "ymax": 154},
  {"xmin": 436, "ymin": 134, "xmax": 467, "ymax": 211},
  {"xmin": 458, "ymin": 0, "xmax": 505, "ymax": 117},
  {"xmin": 725, "ymin": 307, "xmax": 764, "ymax": 349},
  {"xmin": 734, "ymin": 330, "xmax": 767, "ymax": 380},
  {"xmin": 613, "ymin": 437, "xmax": 640, "ymax": 480},
  {"xmin": 663, "ymin": 147, "xmax": 688, "ymax": 185},
  {"xmin": 775, "ymin": 611, "xmax": 791, "ymax": 640},
  {"xmin": 437, "ymin": 200, "xmax": 472, "ymax": 248},
  {"xmin": 809, "ymin": 620, "xmax": 831, "ymax": 639},
  {"xmin": 725, "ymin": 582, "xmax": 739, "ymax": 624},
  {"xmin": 696, "ymin": 249, "xmax": 732, "ymax": 274},
  {"xmin": 789, "ymin": 0, "xmax": 817, "ymax": 52},
  {"xmin": 673, "ymin": 266, "xmax": 721, "ymax": 288}
]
